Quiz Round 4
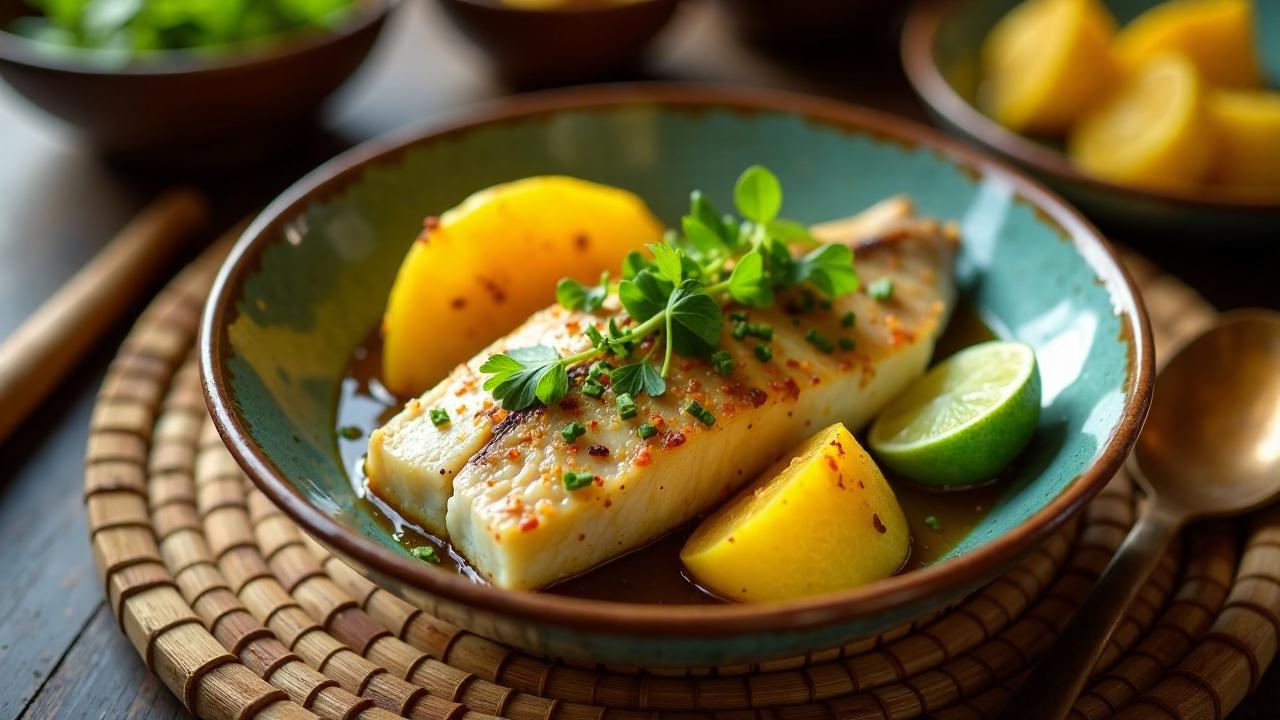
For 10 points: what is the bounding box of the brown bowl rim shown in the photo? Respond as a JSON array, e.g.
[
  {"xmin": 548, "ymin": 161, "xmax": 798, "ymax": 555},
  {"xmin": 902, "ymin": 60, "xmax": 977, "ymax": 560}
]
[
  {"xmin": 201, "ymin": 83, "xmax": 1154, "ymax": 637},
  {"xmin": 900, "ymin": 0, "xmax": 1280, "ymax": 214},
  {"xmin": 0, "ymin": 0, "xmax": 397, "ymax": 77}
]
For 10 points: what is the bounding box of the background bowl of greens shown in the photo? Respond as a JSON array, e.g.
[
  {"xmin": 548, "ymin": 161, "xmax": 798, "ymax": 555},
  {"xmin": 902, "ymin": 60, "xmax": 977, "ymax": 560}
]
[{"xmin": 0, "ymin": 0, "xmax": 397, "ymax": 163}]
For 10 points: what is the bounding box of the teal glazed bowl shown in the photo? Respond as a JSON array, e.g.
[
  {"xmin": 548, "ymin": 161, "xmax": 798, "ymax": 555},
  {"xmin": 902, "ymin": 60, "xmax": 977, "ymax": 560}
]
[
  {"xmin": 202, "ymin": 85, "xmax": 1153, "ymax": 667},
  {"xmin": 902, "ymin": 0, "xmax": 1280, "ymax": 242}
]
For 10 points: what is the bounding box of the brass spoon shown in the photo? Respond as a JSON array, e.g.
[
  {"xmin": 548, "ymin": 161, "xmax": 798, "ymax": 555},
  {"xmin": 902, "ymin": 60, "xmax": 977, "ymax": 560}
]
[{"xmin": 1001, "ymin": 310, "xmax": 1280, "ymax": 720}]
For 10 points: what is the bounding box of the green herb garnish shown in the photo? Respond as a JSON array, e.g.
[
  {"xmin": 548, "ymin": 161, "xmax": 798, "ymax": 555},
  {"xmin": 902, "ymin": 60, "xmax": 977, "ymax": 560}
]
[
  {"xmin": 805, "ymin": 328, "xmax": 835, "ymax": 353},
  {"xmin": 869, "ymin": 277, "xmax": 894, "ymax": 301},
  {"xmin": 755, "ymin": 344, "xmax": 773, "ymax": 363},
  {"xmin": 428, "ymin": 408, "xmax": 450, "ymax": 426},
  {"xmin": 411, "ymin": 545, "xmax": 442, "ymax": 564},
  {"xmin": 563, "ymin": 471, "xmax": 595, "ymax": 491},
  {"xmin": 685, "ymin": 400, "xmax": 716, "ymax": 426},
  {"xmin": 637, "ymin": 423, "xmax": 658, "ymax": 438},
  {"xmin": 616, "ymin": 392, "xmax": 638, "ymax": 420},
  {"xmin": 839, "ymin": 337, "xmax": 856, "ymax": 350},
  {"xmin": 561, "ymin": 421, "xmax": 586, "ymax": 443},
  {"xmin": 337, "ymin": 425, "xmax": 362, "ymax": 440},
  {"xmin": 710, "ymin": 350, "xmax": 735, "ymax": 376},
  {"xmin": 9, "ymin": 0, "xmax": 359, "ymax": 59},
  {"xmin": 841, "ymin": 311, "xmax": 856, "ymax": 327},
  {"xmin": 557, "ymin": 272, "xmax": 610, "ymax": 312},
  {"xmin": 479, "ymin": 166, "xmax": 860, "ymax": 411},
  {"xmin": 924, "ymin": 515, "xmax": 941, "ymax": 532}
]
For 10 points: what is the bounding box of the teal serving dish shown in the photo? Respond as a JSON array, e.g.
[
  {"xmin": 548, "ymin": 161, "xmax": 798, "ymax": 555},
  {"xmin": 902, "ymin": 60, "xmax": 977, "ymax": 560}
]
[
  {"xmin": 902, "ymin": 0, "xmax": 1280, "ymax": 242},
  {"xmin": 201, "ymin": 85, "xmax": 1153, "ymax": 667}
]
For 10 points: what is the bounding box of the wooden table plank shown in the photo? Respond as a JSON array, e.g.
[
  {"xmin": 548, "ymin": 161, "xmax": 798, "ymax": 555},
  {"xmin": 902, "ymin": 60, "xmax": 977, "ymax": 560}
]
[
  {"xmin": 18, "ymin": 605, "xmax": 189, "ymax": 720},
  {"xmin": 0, "ymin": 360, "xmax": 114, "ymax": 720}
]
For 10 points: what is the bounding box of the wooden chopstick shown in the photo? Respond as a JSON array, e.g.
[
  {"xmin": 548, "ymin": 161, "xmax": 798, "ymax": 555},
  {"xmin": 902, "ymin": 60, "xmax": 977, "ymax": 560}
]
[{"xmin": 0, "ymin": 188, "xmax": 210, "ymax": 445}]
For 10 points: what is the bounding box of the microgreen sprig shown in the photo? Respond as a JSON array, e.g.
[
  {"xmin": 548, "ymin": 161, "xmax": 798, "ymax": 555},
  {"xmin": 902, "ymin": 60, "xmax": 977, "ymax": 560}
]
[{"xmin": 480, "ymin": 166, "xmax": 861, "ymax": 412}]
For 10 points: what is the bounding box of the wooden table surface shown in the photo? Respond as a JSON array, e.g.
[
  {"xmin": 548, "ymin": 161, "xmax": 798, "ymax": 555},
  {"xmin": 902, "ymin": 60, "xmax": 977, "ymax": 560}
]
[{"xmin": 0, "ymin": 2, "xmax": 1276, "ymax": 718}]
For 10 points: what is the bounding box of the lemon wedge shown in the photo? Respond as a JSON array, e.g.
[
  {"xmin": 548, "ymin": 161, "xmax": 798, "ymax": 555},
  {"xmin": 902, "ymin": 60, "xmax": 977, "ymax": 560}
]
[
  {"xmin": 980, "ymin": 0, "xmax": 1119, "ymax": 134},
  {"xmin": 1207, "ymin": 89, "xmax": 1280, "ymax": 188},
  {"xmin": 1115, "ymin": 0, "xmax": 1262, "ymax": 89},
  {"xmin": 1068, "ymin": 53, "xmax": 1213, "ymax": 189}
]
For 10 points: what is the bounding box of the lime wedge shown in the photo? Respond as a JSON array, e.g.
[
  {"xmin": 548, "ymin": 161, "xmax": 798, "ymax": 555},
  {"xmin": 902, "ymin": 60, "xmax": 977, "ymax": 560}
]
[{"xmin": 869, "ymin": 341, "xmax": 1041, "ymax": 487}]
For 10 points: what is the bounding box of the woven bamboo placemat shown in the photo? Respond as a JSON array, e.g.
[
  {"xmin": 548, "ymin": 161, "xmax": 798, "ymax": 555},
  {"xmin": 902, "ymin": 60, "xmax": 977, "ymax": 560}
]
[{"xmin": 84, "ymin": 243, "xmax": 1280, "ymax": 720}]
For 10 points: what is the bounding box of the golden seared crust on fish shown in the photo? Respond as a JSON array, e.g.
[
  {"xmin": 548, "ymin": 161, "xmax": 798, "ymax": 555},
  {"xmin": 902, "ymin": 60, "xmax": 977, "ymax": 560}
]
[{"xmin": 368, "ymin": 207, "xmax": 958, "ymax": 591}]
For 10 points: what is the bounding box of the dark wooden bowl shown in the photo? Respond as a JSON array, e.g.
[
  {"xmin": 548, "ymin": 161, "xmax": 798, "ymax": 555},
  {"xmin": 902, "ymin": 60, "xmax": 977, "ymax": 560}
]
[
  {"xmin": 719, "ymin": 0, "xmax": 899, "ymax": 47},
  {"xmin": 0, "ymin": 0, "xmax": 397, "ymax": 165},
  {"xmin": 435, "ymin": 0, "xmax": 679, "ymax": 87}
]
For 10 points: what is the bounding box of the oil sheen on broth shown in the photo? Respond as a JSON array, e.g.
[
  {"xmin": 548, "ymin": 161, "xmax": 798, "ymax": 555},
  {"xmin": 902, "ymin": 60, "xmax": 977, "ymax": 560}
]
[{"xmin": 336, "ymin": 302, "xmax": 1005, "ymax": 604}]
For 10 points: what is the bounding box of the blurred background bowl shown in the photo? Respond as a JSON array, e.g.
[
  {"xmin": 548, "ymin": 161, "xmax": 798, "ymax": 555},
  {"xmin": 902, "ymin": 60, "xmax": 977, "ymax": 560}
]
[
  {"xmin": 0, "ymin": 0, "xmax": 398, "ymax": 166},
  {"xmin": 901, "ymin": 0, "xmax": 1280, "ymax": 243},
  {"xmin": 435, "ymin": 0, "xmax": 679, "ymax": 87},
  {"xmin": 719, "ymin": 0, "xmax": 899, "ymax": 48}
]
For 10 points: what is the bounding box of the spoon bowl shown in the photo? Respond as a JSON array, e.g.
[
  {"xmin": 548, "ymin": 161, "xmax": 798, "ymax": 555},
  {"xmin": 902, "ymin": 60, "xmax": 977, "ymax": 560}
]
[{"xmin": 1131, "ymin": 311, "xmax": 1280, "ymax": 516}]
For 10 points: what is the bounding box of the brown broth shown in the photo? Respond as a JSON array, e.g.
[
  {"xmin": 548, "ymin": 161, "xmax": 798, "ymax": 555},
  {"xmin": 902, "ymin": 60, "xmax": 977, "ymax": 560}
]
[{"xmin": 335, "ymin": 302, "xmax": 1006, "ymax": 604}]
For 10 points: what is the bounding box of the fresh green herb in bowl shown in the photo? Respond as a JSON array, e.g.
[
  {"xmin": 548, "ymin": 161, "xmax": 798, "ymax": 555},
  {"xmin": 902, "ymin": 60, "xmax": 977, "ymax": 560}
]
[{"xmin": 9, "ymin": 0, "xmax": 359, "ymax": 63}]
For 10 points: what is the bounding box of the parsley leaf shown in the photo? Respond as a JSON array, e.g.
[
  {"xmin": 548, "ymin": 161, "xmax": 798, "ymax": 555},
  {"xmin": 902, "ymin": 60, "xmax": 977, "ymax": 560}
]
[
  {"xmin": 650, "ymin": 243, "xmax": 685, "ymax": 286},
  {"xmin": 794, "ymin": 243, "xmax": 858, "ymax": 297},
  {"xmin": 734, "ymin": 165, "xmax": 782, "ymax": 224},
  {"xmin": 556, "ymin": 271, "xmax": 609, "ymax": 312},
  {"xmin": 479, "ymin": 345, "xmax": 568, "ymax": 410},
  {"xmin": 610, "ymin": 362, "xmax": 667, "ymax": 398},
  {"xmin": 767, "ymin": 217, "xmax": 817, "ymax": 247},
  {"xmin": 667, "ymin": 281, "xmax": 723, "ymax": 357},
  {"xmin": 621, "ymin": 250, "xmax": 652, "ymax": 279},
  {"xmin": 727, "ymin": 249, "xmax": 773, "ymax": 308},
  {"xmin": 681, "ymin": 216, "xmax": 725, "ymax": 258},
  {"xmin": 618, "ymin": 269, "xmax": 673, "ymax": 323}
]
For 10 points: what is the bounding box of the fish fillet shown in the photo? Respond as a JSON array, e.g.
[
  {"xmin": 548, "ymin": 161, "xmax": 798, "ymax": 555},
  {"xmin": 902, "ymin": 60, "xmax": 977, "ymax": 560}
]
[{"xmin": 367, "ymin": 207, "xmax": 958, "ymax": 590}]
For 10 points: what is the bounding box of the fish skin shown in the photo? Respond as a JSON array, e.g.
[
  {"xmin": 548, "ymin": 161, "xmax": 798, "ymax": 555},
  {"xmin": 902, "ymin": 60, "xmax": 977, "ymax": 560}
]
[{"xmin": 368, "ymin": 217, "xmax": 958, "ymax": 590}]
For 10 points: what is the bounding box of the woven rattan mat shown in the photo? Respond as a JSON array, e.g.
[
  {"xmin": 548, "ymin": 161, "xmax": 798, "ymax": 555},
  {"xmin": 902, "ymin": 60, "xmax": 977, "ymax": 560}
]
[{"xmin": 84, "ymin": 243, "xmax": 1280, "ymax": 720}]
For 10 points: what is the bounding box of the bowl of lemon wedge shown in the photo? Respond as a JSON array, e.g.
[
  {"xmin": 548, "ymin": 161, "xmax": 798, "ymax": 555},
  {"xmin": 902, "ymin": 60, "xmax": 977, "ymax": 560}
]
[{"xmin": 903, "ymin": 0, "xmax": 1280, "ymax": 241}]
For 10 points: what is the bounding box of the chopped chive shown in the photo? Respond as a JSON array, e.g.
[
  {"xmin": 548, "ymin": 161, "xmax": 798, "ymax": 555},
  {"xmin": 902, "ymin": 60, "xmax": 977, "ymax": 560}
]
[
  {"xmin": 754, "ymin": 344, "xmax": 773, "ymax": 362},
  {"xmin": 869, "ymin": 277, "xmax": 894, "ymax": 301},
  {"xmin": 747, "ymin": 323, "xmax": 773, "ymax": 341},
  {"xmin": 800, "ymin": 290, "xmax": 816, "ymax": 313},
  {"xmin": 563, "ymin": 471, "xmax": 595, "ymax": 491},
  {"xmin": 588, "ymin": 360, "xmax": 613, "ymax": 382},
  {"xmin": 805, "ymin": 328, "xmax": 834, "ymax": 353},
  {"xmin": 429, "ymin": 408, "xmax": 450, "ymax": 426},
  {"xmin": 616, "ymin": 392, "xmax": 638, "ymax": 420},
  {"xmin": 411, "ymin": 545, "xmax": 442, "ymax": 564},
  {"xmin": 728, "ymin": 310, "xmax": 749, "ymax": 322},
  {"xmin": 337, "ymin": 425, "xmax": 362, "ymax": 440},
  {"xmin": 839, "ymin": 337, "xmax": 856, "ymax": 350},
  {"xmin": 924, "ymin": 515, "xmax": 941, "ymax": 532},
  {"xmin": 685, "ymin": 400, "xmax": 716, "ymax": 426},
  {"xmin": 637, "ymin": 423, "xmax": 658, "ymax": 439},
  {"xmin": 841, "ymin": 311, "xmax": 856, "ymax": 327},
  {"xmin": 582, "ymin": 380, "xmax": 606, "ymax": 399},
  {"xmin": 732, "ymin": 321, "xmax": 749, "ymax": 340},
  {"xmin": 710, "ymin": 350, "xmax": 735, "ymax": 376},
  {"xmin": 561, "ymin": 421, "xmax": 586, "ymax": 443}
]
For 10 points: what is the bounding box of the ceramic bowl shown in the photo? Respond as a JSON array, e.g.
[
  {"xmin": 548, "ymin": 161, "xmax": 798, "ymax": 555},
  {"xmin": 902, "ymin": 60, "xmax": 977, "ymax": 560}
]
[
  {"xmin": 434, "ymin": 0, "xmax": 679, "ymax": 87},
  {"xmin": 902, "ymin": 0, "xmax": 1280, "ymax": 242},
  {"xmin": 201, "ymin": 85, "xmax": 1153, "ymax": 667},
  {"xmin": 0, "ymin": 0, "xmax": 396, "ymax": 164}
]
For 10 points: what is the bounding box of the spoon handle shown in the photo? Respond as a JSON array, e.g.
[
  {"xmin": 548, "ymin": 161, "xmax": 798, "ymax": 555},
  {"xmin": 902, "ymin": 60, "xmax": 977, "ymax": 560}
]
[{"xmin": 999, "ymin": 504, "xmax": 1182, "ymax": 720}]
